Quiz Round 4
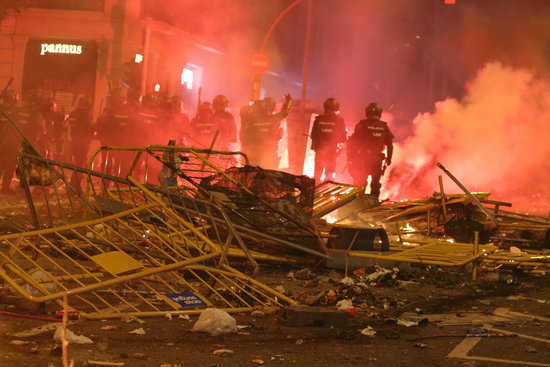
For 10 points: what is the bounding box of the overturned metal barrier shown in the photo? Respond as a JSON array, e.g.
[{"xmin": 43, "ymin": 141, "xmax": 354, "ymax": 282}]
[
  {"xmin": 88, "ymin": 145, "xmax": 331, "ymax": 260},
  {"xmin": 0, "ymin": 198, "xmax": 295, "ymax": 319}
]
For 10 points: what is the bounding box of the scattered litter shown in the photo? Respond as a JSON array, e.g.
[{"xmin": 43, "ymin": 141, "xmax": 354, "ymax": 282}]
[
  {"xmin": 100, "ymin": 325, "xmax": 118, "ymax": 331},
  {"xmin": 54, "ymin": 327, "xmax": 93, "ymax": 344},
  {"xmin": 482, "ymin": 273, "xmax": 517, "ymax": 284},
  {"xmin": 121, "ymin": 314, "xmax": 146, "ymax": 324},
  {"xmin": 295, "ymin": 339, "xmax": 304, "ymax": 345},
  {"xmin": 56, "ymin": 310, "xmax": 80, "ymax": 320},
  {"xmin": 340, "ymin": 277, "xmax": 355, "ymax": 286},
  {"xmin": 50, "ymin": 345, "xmax": 62, "ymax": 356},
  {"xmin": 23, "ymin": 269, "xmax": 58, "ymax": 297},
  {"xmin": 413, "ymin": 343, "xmax": 428, "ymax": 348},
  {"xmin": 179, "ymin": 314, "xmax": 191, "ymax": 320},
  {"xmin": 360, "ymin": 326, "xmax": 376, "ymax": 337},
  {"xmin": 303, "ymin": 279, "xmax": 318, "ymax": 287},
  {"xmin": 86, "ymin": 361, "xmax": 125, "ymax": 367},
  {"xmin": 526, "ymin": 346, "xmax": 538, "ymax": 353},
  {"xmin": 165, "ymin": 313, "xmax": 173, "ymax": 320},
  {"xmin": 467, "ymin": 327, "xmax": 487, "ymax": 335},
  {"xmin": 132, "ymin": 353, "xmax": 147, "ymax": 359},
  {"xmin": 397, "ymin": 313, "xmax": 429, "ymax": 327},
  {"xmin": 251, "ymin": 310, "xmax": 266, "ymax": 318},
  {"xmin": 192, "ymin": 308, "xmax": 237, "ymax": 336},
  {"xmin": 336, "ymin": 299, "xmax": 353, "ymax": 310},
  {"xmin": 326, "ymin": 290, "xmax": 337, "ymax": 303},
  {"xmin": 365, "ymin": 265, "xmax": 399, "ymax": 284},
  {"xmin": 213, "ymin": 349, "xmax": 234, "ymax": 356},
  {"xmin": 9, "ymin": 340, "xmax": 30, "ymax": 345},
  {"xmin": 294, "ymin": 268, "xmax": 313, "ymax": 280},
  {"xmin": 129, "ymin": 328, "xmax": 146, "ymax": 335},
  {"xmin": 252, "ymin": 359, "xmax": 265, "ymax": 365}
]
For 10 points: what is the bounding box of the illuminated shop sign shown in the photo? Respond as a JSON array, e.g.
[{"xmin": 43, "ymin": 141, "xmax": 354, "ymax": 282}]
[{"xmin": 40, "ymin": 43, "xmax": 83, "ymax": 56}]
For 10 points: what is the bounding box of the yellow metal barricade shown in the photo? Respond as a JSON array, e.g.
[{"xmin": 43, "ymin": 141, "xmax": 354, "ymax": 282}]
[
  {"xmin": 0, "ymin": 199, "xmax": 295, "ymax": 318},
  {"xmin": 346, "ymin": 241, "xmax": 498, "ymax": 267}
]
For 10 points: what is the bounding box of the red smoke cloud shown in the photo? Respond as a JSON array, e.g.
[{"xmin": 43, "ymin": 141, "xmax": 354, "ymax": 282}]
[{"xmin": 383, "ymin": 61, "xmax": 550, "ymax": 214}]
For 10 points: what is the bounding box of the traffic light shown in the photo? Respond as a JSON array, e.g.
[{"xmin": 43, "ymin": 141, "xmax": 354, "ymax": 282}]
[{"xmin": 122, "ymin": 61, "xmax": 142, "ymax": 89}]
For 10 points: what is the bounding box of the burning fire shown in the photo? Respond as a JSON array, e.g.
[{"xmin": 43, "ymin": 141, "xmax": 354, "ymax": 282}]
[{"xmin": 383, "ymin": 62, "xmax": 550, "ymax": 213}]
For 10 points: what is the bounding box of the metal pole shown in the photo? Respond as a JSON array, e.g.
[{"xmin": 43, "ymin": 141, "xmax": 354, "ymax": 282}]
[
  {"xmin": 438, "ymin": 175, "xmax": 448, "ymax": 222},
  {"xmin": 437, "ymin": 162, "xmax": 497, "ymax": 224},
  {"xmin": 472, "ymin": 231, "xmax": 479, "ymax": 281},
  {"xmin": 300, "ymin": 0, "xmax": 313, "ymax": 117}
]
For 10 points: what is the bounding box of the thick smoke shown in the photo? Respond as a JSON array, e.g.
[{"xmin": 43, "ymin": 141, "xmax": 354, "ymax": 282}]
[{"xmin": 384, "ymin": 62, "xmax": 550, "ymax": 214}]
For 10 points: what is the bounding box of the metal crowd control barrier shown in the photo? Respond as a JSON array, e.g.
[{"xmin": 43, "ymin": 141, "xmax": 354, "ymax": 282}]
[
  {"xmin": 345, "ymin": 240, "xmax": 498, "ymax": 267},
  {"xmin": 87, "ymin": 145, "xmax": 330, "ymax": 260},
  {"xmin": 0, "ymin": 181, "xmax": 295, "ymax": 318},
  {"xmin": 88, "ymin": 145, "xmax": 249, "ymax": 191},
  {"xmin": 481, "ymin": 251, "xmax": 550, "ymax": 274}
]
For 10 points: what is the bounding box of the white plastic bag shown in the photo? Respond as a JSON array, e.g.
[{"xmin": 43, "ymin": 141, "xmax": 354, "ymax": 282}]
[{"xmin": 192, "ymin": 308, "xmax": 237, "ymax": 337}]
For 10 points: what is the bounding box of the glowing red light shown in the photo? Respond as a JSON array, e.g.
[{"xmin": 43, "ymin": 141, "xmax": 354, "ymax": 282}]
[
  {"xmin": 444, "ymin": 0, "xmax": 456, "ymax": 4},
  {"xmin": 154, "ymin": 83, "xmax": 160, "ymax": 92}
]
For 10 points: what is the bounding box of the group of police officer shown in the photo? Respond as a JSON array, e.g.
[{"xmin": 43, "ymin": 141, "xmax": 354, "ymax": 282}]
[
  {"xmin": 310, "ymin": 98, "xmax": 393, "ymax": 199},
  {"xmin": 0, "ymin": 88, "xmax": 74, "ymax": 194},
  {"xmin": 0, "ymin": 86, "xmax": 393, "ymax": 198}
]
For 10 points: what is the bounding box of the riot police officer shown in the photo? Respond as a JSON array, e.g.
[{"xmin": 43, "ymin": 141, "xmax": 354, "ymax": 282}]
[
  {"xmin": 212, "ymin": 94, "xmax": 237, "ymax": 151},
  {"xmin": 67, "ymin": 96, "xmax": 94, "ymax": 168},
  {"xmin": 310, "ymin": 97, "xmax": 347, "ymax": 182},
  {"xmin": 347, "ymin": 102, "xmax": 394, "ymax": 199},
  {"xmin": 137, "ymin": 93, "xmax": 162, "ymax": 145},
  {"xmin": 240, "ymin": 93, "xmax": 292, "ymax": 168},
  {"xmin": 95, "ymin": 88, "xmax": 134, "ymax": 176},
  {"xmin": 169, "ymin": 95, "xmax": 190, "ymax": 145},
  {"xmin": 189, "ymin": 101, "xmax": 216, "ymax": 148}
]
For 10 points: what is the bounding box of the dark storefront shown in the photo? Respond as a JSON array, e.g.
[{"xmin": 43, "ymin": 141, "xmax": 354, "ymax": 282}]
[{"xmin": 22, "ymin": 39, "xmax": 97, "ymax": 114}]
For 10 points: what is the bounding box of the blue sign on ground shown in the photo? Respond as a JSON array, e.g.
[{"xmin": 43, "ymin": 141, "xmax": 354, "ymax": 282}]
[{"xmin": 166, "ymin": 292, "xmax": 207, "ymax": 307}]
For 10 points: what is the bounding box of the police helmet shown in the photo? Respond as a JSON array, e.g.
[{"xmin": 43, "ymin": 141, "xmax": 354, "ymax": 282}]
[
  {"xmin": 365, "ymin": 102, "xmax": 383, "ymax": 119},
  {"xmin": 323, "ymin": 97, "xmax": 339, "ymax": 112},
  {"xmin": 212, "ymin": 94, "xmax": 228, "ymax": 112},
  {"xmin": 198, "ymin": 101, "xmax": 214, "ymax": 115}
]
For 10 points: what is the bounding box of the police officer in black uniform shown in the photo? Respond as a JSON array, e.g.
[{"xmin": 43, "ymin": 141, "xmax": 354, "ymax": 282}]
[
  {"xmin": 240, "ymin": 93, "xmax": 292, "ymax": 168},
  {"xmin": 137, "ymin": 93, "xmax": 162, "ymax": 145},
  {"xmin": 212, "ymin": 94, "xmax": 237, "ymax": 151},
  {"xmin": 67, "ymin": 96, "xmax": 94, "ymax": 168},
  {"xmin": 310, "ymin": 97, "xmax": 347, "ymax": 182},
  {"xmin": 347, "ymin": 102, "xmax": 394, "ymax": 199},
  {"xmin": 189, "ymin": 101, "xmax": 216, "ymax": 148},
  {"xmin": 95, "ymin": 88, "xmax": 133, "ymax": 176}
]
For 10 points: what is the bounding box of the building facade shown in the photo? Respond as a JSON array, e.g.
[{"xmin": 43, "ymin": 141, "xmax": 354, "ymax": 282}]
[{"xmin": 0, "ymin": 0, "xmax": 200, "ymax": 118}]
